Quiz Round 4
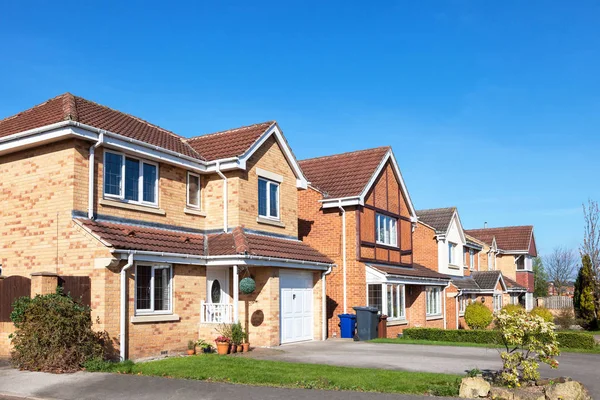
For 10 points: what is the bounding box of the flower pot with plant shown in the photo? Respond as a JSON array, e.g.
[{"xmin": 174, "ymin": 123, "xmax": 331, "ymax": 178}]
[
  {"xmin": 196, "ymin": 339, "xmax": 212, "ymax": 354},
  {"xmin": 242, "ymin": 330, "xmax": 250, "ymax": 352},
  {"xmin": 214, "ymin": 336, "xmax": 230, "ymax": 355},
  {"xmin": 231, "ymin": 322, "xmax": 244, "ymax": 352},
  {"xmin": 187, "ymin": 340, "xmax": 196, "ymax": 355}
]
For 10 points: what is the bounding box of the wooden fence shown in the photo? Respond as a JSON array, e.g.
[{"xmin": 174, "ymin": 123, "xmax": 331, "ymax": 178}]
[
  {"xmin": 537, "ymin": 295, "xmax": 573, "ymax": 310},
  {"xmin": 0, "ymin": 276, "xmax": 31, "ymax": 322},
  {"xmin": 59, "ymin": 276, "xmax": 91, "ymax": 307}
]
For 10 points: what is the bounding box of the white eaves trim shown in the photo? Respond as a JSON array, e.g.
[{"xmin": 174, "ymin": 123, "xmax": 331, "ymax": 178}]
[{"xmin": 365, "ymin": 265, "xmax": 449, "ymax": 286}]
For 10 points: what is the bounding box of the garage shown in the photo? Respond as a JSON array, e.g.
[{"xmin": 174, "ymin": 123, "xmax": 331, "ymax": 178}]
[{"xmin": 280, "ymin": 270, "xmax": 314, "ymax": 344}]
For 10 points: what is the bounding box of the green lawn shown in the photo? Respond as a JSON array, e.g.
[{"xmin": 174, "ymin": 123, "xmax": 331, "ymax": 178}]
[
  {"xmin": 86, "ymin": 355, "xmax": 461, "ymax": 397},
  {"xmin": 370, "ymin": 338, "xmax": 600, "ymax": 354}
]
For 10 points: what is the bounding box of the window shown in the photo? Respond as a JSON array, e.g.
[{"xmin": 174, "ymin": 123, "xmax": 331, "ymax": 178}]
[
  {"xmin": 367, "ymin": 284, "xmax": 382, "ymax": 313},
  {"xmin": 187, "ymin": 172, "xmax": 201, "ymax": 209},
  {"xmin": 386, "ymin": 284, "xmax": 405, "ymax": 320},
  {"xmin": 103, "ymin": 151, "xmax": 158, "ymax": 206},
  {"xmin": 426, "ymin": 286, "xmax": 441, "ymax": 316},
  {"xmin": 470, "ymin": 249, "xmax": 475, "ymax": 271},
  {"xmin": 448, "ymin": 242, "xmax": 457, "ymax": 264},
  {"xmin": 258, "ymin": 178, "xmax": 279, "ymax": 219},
  {"xmin": 487, "ymin": 252, "xmax": 495, "ymax": 270},
  {"xmin": 463, "ymin": 248, "xmax": 468, "ymax": 265},
  {"xmin": 510, "ymin": 294, "xmax": 519, "ymax": 305},
  {"xmin": 135, "ymin": 264, "xmax": 172, "ymax": 314},
  {"xmin": 493, "ymin": 294, "xmax": 503, "ymax": 311},
  {"xmin": 376, "ymin": 213, "xmax": 398, "ymax": 246},
  {"xmin": 459, "ymin": 295, "xmax": 468, "ymax": 314}
]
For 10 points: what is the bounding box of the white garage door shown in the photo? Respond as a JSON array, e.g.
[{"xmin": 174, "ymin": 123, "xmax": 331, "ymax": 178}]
[{"xmin": 280, "ymin": 270, "xmax": 313, "ymax": 344}]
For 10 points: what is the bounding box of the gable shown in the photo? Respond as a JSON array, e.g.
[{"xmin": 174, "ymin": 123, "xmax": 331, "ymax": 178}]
[
  {"xmin": 365, "ymin": 161, "xmax": 411, "ymax": 218},
  {"xmin": 528, "ymin": 233, "xmax": 538, "ymax": 257}
]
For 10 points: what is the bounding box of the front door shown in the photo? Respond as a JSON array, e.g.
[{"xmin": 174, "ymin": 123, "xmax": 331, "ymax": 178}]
[{"xmin": 205, "ymin": 267, "xmax": 230, "ymax": 323}]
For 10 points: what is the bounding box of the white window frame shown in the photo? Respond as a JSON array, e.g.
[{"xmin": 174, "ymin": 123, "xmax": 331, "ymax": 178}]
[
  {"xmin": 426, "ymin": 286, "xmax": 442, "ymax": 316},
  {"xmin": 186, "ymin": 172, "xmax": 201, "ymax": 209},
  {"xmin": 134, "ymin": 263, "xmax": 173, "ymax": 315},
  {"xmin": 459, "ymin": 295, "xmax": 467, "ymax": 315},
  {"xmin": 493, "ymin": 293, "xmax": 503, "ymax": 312},
  {"xmin": 376, "ymin": 213, "xmax": 398, "ymax": 247},
  {"xmin": 258, "ymin": 177, "xmax": 280, "ymax": 220},
  {"xmin": 448, "ymin": 242, "xmax": 457, "ymax": 265},
  {"xmin": 385, "ymin": 284, "xmax": 406, "ymax": 321},
  {"xmin": 488, "ymin": 251, "xmax": 495, "ymax": 271},
  {"xmin": 103, "ymin": 150, "xmax": 159, "ymax": 207},
  {"xmin": 469, "ymin": 249, "xmax": 475, "ymax": 271},
  {"xmin": 367, "ymin": 283, "xmax": 383, "ymax": 313}
]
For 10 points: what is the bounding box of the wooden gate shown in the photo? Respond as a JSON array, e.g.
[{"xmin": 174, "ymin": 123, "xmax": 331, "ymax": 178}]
[
  {"xmin": 0, "ymin": 276, "xmax": 31, "ymax": 322},
  {"xmin": 59, "ymin": 276, "xmax": 91, "ymax": 307}
]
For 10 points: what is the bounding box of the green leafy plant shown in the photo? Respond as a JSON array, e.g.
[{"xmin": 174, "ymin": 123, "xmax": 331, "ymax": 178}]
[
  {"xmin": 464, "ymin": 301, "xmax": 493, "ymax": 330},
  {"xmin": 196, "ymin": 339, "xmax": 212, "ymax": 352},
  {"xmin": 466, "ymin": 368, "xmax": 482, "ymax": 377},
  {"xmin": 404, "ymin": 328, "xmax": 502, "ymax": 344},
  {"xmin": 215, "ymin": 323, "xmax": 233, "ymax": 341},
  {"xmin": 529, "ymin": 306, "xmax": 554, "ymax": 323},
  {"xmin": 495, "ymin": 307, "xmax": 560, "ymax": 387},
  {"xmin": 187, "ymin": 340, "xmax": 196, "ymax": 350},
  {"xmin": 574, "ymin": 254, "xmax": 598, "ymax": 330},
  {"xmin": 501, "ymin": 304, "xmax": 524, "ymax": 316},
  {"xmin": 554, "ymin": 307, "xmax": 575, "ymax": 330},
  {"xmin": 10, "ymin": 287, "xmax": 110, "ymax": 372},
  {"xmin": 231, "ymin": 322, "xmax": 244, "ymax": 346}
]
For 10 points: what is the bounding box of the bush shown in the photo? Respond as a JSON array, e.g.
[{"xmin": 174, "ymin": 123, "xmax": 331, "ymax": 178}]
[
  {"xmin": 529, "ymin": 306, "xmax": 553, "ymax": 322},
  {"xmin": 404, "ymin": 328, "xmax": 502, "ymax": 344},
  {"xmin": 10, "ymin": 288, "xmax": 109, "ymax": 372},
  {"xmin": 555, "ymin": 332, "xmax": 596, "ymax": 349},
  {"xmin": 501, "ymin": 304, "xmax": 524, "ymax": 315},
  {"xmin": 464, "ymin": 302, "xmax": 493, "ymax": 330},
  {"xmin": 554, "ymin": 307, "xmax": 575, "ymax": 330}
]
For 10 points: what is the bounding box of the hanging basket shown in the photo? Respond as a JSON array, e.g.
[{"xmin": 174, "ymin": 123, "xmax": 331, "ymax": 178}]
[{"xmin": 239, "ymin": 277, "xmax": 256, "ymax": 294}]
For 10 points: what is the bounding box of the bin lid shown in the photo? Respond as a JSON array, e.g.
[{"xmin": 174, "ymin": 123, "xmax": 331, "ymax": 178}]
[
  {"xmin": 352, "ymin": 306, "xmax": 378, "ymax": 312},
  {"xmin": 338, "ymin": 313, "xmax": 356, "ymax": 319}
]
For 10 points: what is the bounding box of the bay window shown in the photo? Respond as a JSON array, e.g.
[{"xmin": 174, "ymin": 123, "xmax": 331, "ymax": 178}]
[
  {"xmin": 426, "ymin": 286, "xmax": 442, "ymax": 316},
  {"xmin": 258, "ymin": 178, "xmax": 279, "ymax": 219},
  {"xmin": 104, "ymin": 151, "xmax": 158, "ymax": 206},
  {"xmin": 135, "ymin": 264, "xmax": 173, "ymax": 314},
  {"xmin": 367, "ymin": 284, "xmax": 382, "ymax": 313},
  {"xmin": 187, "ymin": 172, "xmax": 201, "ymax": 209},
  {"xmin": 386, "ymin": 284, "xmax": 406, "ymax": 320},
  {"xmin": 493, "ymin": 294, "xmax": 503, "ymax": 311},
  {"xmin": 376, "ymin": 213, "xmax": 398, "ymax": 246}
]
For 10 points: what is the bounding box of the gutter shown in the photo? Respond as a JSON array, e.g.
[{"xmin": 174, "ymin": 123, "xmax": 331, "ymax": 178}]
[
  {"xmin": 120, "ymin": 252, "xmax": 134, "ymax": 361},
  {"xmin": 338, "ymin": 201, "xmax": 347, "ymax": 313},
  {"xmin": 215, "ymin": 161, "xmax": 228, "ymax": 232},
  {"xmin": 321, "ymin": 265, "xmax": 333, "ymax": 340},
  {"xmin": 88, "ymin": 132, "xmax": 104, "ymax": 219}
]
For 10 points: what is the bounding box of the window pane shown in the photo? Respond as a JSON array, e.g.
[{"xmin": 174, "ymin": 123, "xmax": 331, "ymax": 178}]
[
  {"xmin": 390, "ymin": 220, "xmax": 397, "ymax": 245},
  {"xmin": 104, "ymin": 152, "xmax": 122, "ymax": 196},
  {"xmin": 154, "ymin": 267, "xmax": 170, "ymax": 311},
  {"xmin": 387, "ymin": 285, "xmax": 393, "ymax": 317},
  {"xmin": 258, "ymin": 179, "xmax": 267, "ymax": 216},
  {"xmin": 269, "ymin": 182, "xmax": 278, "ymax": 217},
  {"xmin": 125, "ymin": 158, "xmax": 140, "ymax": 201},
  {"xmin": 399, "ymin": 286, "xmax": 405, "ymax": 317},
  {"xmin": 368, "ymin": 284, "xmax": 382, "ymax": 313},
  {"xmin": 392, "ymin": 285, "xmax": 399, "ymax": 318},
  {"xmin": 136, "ymin": 265, "xmax": 152, "ymax": 310},
  {"xmin": 143, "ymin": 163, "xmax": 157, "ymax": 203},
  {"xmin": 188, "ymin": 174, "xmax": 200, "ymax": 207}
]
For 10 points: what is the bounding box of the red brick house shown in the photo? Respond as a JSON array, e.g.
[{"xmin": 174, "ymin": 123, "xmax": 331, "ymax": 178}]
[
  {"xmin": 298, "ymin": 147, "xmax": 451, "ymax": 338},
  {"xmin": 0, "ymin": 93, "xmax": 334, "ymax": 359}
]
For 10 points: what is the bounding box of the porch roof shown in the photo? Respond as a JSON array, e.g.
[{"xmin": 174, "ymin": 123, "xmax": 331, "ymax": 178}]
[
  {"xmin": 504, "ymin": 276, "xmax": 527, "ymax": 292},
  {"xmin": 369, "ymin": 263, "xmax": 451, "ymax": 282}
]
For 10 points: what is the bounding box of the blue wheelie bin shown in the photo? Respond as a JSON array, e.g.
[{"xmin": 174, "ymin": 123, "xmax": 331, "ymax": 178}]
[{"xmin": 338, "ymin": 313, "xmax": 357, "ymax": 338}]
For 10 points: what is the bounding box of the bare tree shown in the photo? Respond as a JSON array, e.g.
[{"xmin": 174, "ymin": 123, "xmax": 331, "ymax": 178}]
[
  {"xmin": 544, "ymin": 247, "xmax": 577, "ymax": 295},
  {"xmin": 581, "ymin": 199, "xmax": 600, "ymax": 275}
]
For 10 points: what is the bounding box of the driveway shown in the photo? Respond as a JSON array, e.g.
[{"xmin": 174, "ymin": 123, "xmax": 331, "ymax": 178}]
[{"xmin": 251, "ymin": 340, "xmax": 600, "ymax": 398}]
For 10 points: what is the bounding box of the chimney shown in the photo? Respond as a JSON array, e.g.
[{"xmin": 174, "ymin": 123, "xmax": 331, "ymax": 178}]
[{"xmin": 484, "ymin": 222, "xmax": 488, "ymax": 229}]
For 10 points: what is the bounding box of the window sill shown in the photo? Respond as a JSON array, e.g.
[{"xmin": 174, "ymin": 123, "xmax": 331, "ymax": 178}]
[
  {"xmin": 256, "ymin": 216, "xmax": 285, "ymax": 228},
  {"xmin": 100, "ymin": 198, "xmax": 166, "ymax": 215},
  {"xmin": 387, "ymin": 319, "xmax": 408, "ymax": 326},
  {"xmin": 184, "ymin": 207, "xmax": 207, "ymax": 217},
  {"xmin": 448, "ymin": 264, "xmax": 461, "ymax": 270},
  {"xmin": 426, "ymin": 315, "xmax": 443, "ymax": 321},
  {"xmin": 131, "ymin": 314, "xmax": 180, "ymax": 324}
]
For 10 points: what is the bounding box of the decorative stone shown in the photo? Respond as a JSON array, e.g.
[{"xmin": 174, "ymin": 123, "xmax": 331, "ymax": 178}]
[
  {"xmin": 511, "ymin": 386, "xmax": 545, "ymax": 400},
  {"xmin": 545, "ymin": 381, "xmax": 591, "ymax": 400},
  {"xmin": 489, "ymin": 386, "xmax": 514, "ymax": 400},
  {"xmin": 459, "ymin": 377, "xmax": 491, "ymax": 398}
]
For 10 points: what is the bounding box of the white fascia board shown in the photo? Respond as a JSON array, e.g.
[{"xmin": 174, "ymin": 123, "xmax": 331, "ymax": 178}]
[
  {"xmin": 386, "ymin": 276, "xmax": 450, "ymax": 286},
  {"xmin": 451, "ymin": 210, "xmax": 467, "ymax": 243},
  {"xmin": 237, "ymin": 123, "xmax": 308, "ymax": 189},
  {"xmin": 206, "ymin": 255, "xmax": 330, "ymax": 270},
  {"xmin": 204, "ymin": 158, "xmax": 243, "ymax": 172},
  {"xmin": 320, "ymin": 197, "xmax": 362, "ymax": 208},
  {"xmin": 497, "ymin": 274, "xmax": 508, "ymax": 291},
  {"xmin": 0, "ymin": 125, "xmax": 97, "ymax": 156},
  {"xmin": 366, "ymin": 265, "xmax": 387, "ymax": 282}
]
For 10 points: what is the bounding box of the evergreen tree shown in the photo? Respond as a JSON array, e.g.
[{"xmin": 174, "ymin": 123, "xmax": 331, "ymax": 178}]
[
  {"xmin": 574, "ymin": 254, "xmax": 598, "ymax": 329},
  {"xmin": 533, "ymin": 256, "xmax": 549, "ymax": 298}
]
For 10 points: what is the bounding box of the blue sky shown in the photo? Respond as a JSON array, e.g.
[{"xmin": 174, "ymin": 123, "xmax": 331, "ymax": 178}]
[{"xmin": 1, "ymin": 1, "xmax": 599, "ymax": 256}]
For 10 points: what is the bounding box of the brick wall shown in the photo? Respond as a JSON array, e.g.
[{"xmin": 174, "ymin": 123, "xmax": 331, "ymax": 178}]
[
  {"xmin": 413, "ymin": 222, "xmax": 438, "ymax": 272},
  {"xmin": 516, "ymin": 271, "xmax": 534, "ymax": 293}
]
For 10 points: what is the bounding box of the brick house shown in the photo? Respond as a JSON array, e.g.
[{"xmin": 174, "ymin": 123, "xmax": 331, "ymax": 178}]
[
  {"xmin": 298, "ymin": 147, "xmax": 451, "ymax": 338},
  {"xmin": 0, "ymin": 93, "xmax": 334, "ymax": 359},
  {"xmin": 465, "ymin": 226, "xmax": 537, "ymax": 310}
]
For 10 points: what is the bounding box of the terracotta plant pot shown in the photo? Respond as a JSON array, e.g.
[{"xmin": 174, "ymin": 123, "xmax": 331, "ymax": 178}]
[
  {"xmin": 230, "ymin": 344, "xmax": 237, "ymax": 353},
  {"xmin": 187, "ymin": 349, "xmax": 195, "ymax": 356},
  {"xmin": 242, "ymin": 343, "xmax": 250, "ymax": 352},
  {"xmin": 216, "ymin": 342, "xmax": 229, "ymax": 355},
  {"xmin": 237, "ymin": 345, "xmax": 243, "ymax": 353}
]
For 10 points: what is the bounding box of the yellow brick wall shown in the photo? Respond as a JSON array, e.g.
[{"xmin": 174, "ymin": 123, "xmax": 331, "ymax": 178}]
[{"xmin": 496, "ymin": 254, "xmax": 517, "ymax": 281}]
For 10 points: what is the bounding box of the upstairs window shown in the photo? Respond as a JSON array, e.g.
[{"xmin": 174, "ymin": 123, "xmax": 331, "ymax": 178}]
[
  {"xmin": 258, "ymin": 178, "xmax": 279, "ymax": 219},
  {"xmin": 104, "ymin": 151, "xmax": 158, "ymax": 206},
  {"xmin": 448, "ymin": 242, "xmax": 457, "ymax": 264},
  {"xmin": 187, "ymin": 172, "xmax": 201, "ymax": 209},
  {"xmin": 470, "ymin": 249, "xmax": 475, "ymax": 270},
  {"xmin": 376, "ymin": 213, "xmax": 397, "ymax": 246}
]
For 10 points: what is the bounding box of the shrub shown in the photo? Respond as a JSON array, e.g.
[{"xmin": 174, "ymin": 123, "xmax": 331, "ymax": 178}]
[
  {"xmin": 574, "ymin": 255, "xmax": 598, "ymax": 330},
  {"xmin": 464, "ymin": 302, "xmax": 493, "ymax": 330},
  {"xmin": 554, "ymin": 307, "xmax": 575, "ymax": 330},
  {"xmin": 530, "ymin": 306, "xmax": 554, "ymax": 322},
  {"xmin": 403, "ymin": 328, "xmax": 502, "ymax": 344},
  {"xmin": 555, "ymin": 331, "xmax": 596, "ymax": 349},
  {"xmin": 501, "ymin": 304, "xmax": 524, "ymax": 316},
  {"xmin": 495, "ymin": 308, "xmax": 559, "ymax": 387},
  {"xmin": 10, "ymin": 288, "xmax": 109, "ymax": 372},
  {"xmin": 230, "ymin": 322, "xmax": 244, "ymax": 346}
]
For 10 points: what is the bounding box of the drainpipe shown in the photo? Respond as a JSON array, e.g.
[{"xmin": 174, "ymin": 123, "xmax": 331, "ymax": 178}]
[
  {"xmin": 233, "ymin": 265, "xmax": 239, "ymax": 323},
  {"xmin": 443, "ymin": 285, "xmax": 447, "ymax": 330},
  {"xmin": 215, "ymin": 162, "xmax": 228, "ymax": 232},
  {"xmin": 456, "ymin": 289, "xmax": 462, "ymax": 329},
  {"xmin": 120, "ymin": 252, "xmax": 134, "ymax": 361},
  {"xmin": 321, "ymin": 265, "xmax": 333, "ymax": 340},
  {"xmin": 88, "ymin": 132, "xmax": 104, "ymax": 219},
  {"xmin": 338, "ymin": 201, "xmax": 347, "ymax": 313}
]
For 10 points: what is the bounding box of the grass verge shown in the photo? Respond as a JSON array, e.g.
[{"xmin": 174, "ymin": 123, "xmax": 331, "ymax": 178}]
[
  {"xmin": 370, "ymin": 338, "xmax": 600, "ymax": 354},
  {"xmin": 84, "ymin": 355, "xmax": 461, "ymax": 397}
]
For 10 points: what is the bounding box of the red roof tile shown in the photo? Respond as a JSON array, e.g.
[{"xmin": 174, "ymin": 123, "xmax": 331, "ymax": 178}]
[
  {"xmin": 0, "ymin": 93, "xmax": 203, "ymax": 160},
  {"xmin": 208, "ymin": 227, "xmax": 333, "ymax": 264},
  {"xmin": 76, "ymin": 219, "xmax": 205, "ymax": 256},
  {"xmin": 186, "ymin": 121, "xmax": 274, "ymax": 161},
  {"xmin": 299, "ymin": 147, "xmax": 390, "ymax": 199},
  {"xmin": 370, "ymin": 263, "xmax": 451, "ymax": 281},
  {"xmin": 465, "ymin": 226, "xmax": 534, "ymax": 253}
]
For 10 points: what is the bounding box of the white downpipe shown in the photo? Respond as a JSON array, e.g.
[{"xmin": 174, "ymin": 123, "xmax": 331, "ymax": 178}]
[
  {"xmin": 443, "ymin": 286, "xmax": 447, "ymax": 330},
  {"xmin": 456, "ymin": 290, "xmax": 462, "ymax": 329},
  {"xmin": 322, "ymin": 265, "xmax": 333, "ymax": 340},
  {"xmin": 120, "ymin": 252, "xmax": 134, "ymax": 361},
  {"xmin": 215, "ymin": 162, "xmax": 228, "ymax": 232},
  {"xmin": 233, "ymin": 265, "xmax": 239, "ymax": 323},
  {"xmin": 87, "ymin": 132, "xmax": 104, "ymax": 219},
  {"xmin": 338, "ymin": 202, "xmax": 347, "ymax": 313}
]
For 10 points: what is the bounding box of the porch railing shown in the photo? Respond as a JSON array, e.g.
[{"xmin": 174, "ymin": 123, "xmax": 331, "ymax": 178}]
[{"xmin": 201, "ymin": 301, "xmax": 233, "ymax": 324}]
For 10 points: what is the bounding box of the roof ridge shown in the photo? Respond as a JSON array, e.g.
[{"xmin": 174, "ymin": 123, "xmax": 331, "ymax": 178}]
[
  {"xmin": 466, "ymin": 225, "xmax": 533, "ymax": 231},
  {"xmin": 0, "ymin": 92, "xmax": 71, "ymax": 125},
  {"xmin": 299, "ymin": 146, "xmax": 390, "ymax": 163},
  {"xmin": 186, "ymin": 121, "xmax": 275, "ymax": 142},
  {"xmin": 416, "ymin": 206, "xmax": 457, "ymax": 213}
]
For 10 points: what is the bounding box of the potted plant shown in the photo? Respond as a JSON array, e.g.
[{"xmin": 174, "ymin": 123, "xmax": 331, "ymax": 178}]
[
  {"xmin": 214, "ymin": 336, "xmax": 230, "ymax": 355},
  {"xmin": 242, "ymin": 330, "xmax": 250, "ymax": 352},
  {"xmin": 231, "ymin": 322, "xmax": 244, "ymax": 352},
  {"xmin": 196, "ymin": 339, "xmax": 212, "ymax": 354},
  {"xmin": 215, "ymin": 323, "xmax": 233, "ymax": 354},
  {"xmin": 187, "ymin": 340, "xmax": 196, "ymax": 355}
]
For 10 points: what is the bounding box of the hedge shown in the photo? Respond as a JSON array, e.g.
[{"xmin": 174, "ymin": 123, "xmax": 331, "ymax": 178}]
[{"xmin": 402, "ymin": 328, "xmax": 596, "ymax": 349}]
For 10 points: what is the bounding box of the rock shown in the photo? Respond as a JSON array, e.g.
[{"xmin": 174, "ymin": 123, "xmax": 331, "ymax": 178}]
[
  {"xmin": 489, "ymin": 386, "xmax": 514, "ymax": 400},
  {"xmin": 511, "ymin": 386, "xmax": 545, "ymax": 400},
  {"xmin": 459, "ymin": 377, "xmax": 491, "ymax": 398},
  {"xmin": 535, "ymin": 379, "xmax": 550, "ymax": 386},
  {"xmin": 545, "ymin": 381, "xmax": 592, "ymax": 400}
]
